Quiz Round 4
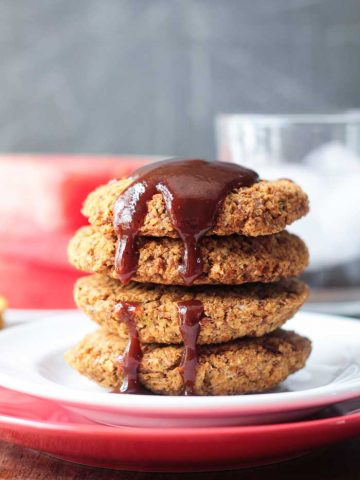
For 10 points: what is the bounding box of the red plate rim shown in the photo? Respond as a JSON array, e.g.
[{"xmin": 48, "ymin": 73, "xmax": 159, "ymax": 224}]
[{"xmin": 0, "ymin": 408, "xmax": 359, "ymax": 438}]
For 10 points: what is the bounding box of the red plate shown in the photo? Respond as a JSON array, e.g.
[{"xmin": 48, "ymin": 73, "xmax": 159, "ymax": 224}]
[{"xmin": 0, "ymin": 387, "xmax": 359, "ymax": 472}]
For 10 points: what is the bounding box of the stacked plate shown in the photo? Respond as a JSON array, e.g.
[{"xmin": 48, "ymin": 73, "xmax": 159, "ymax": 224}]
[{"xmin": 0, "ymin": 309, "xmax": 359, "ymax": 472}]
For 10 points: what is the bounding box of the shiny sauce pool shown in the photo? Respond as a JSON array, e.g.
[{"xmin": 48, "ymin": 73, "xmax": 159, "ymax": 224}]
[{"xmin": 113, "ymin": 158, "xmax": 259, "ymax": 285}]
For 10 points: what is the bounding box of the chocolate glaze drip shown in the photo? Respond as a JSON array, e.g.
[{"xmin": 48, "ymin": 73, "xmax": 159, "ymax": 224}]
[
  {"xmin": 114, "ymin": 301, "xmax": 144, "ymax": 394},
  {"xmin": 113, "ymin": 158, "xmax": 259, "ymax": 285},
  {"xmin": 177, "ymin": 300, "xmax": 204, "ymax": 396}
]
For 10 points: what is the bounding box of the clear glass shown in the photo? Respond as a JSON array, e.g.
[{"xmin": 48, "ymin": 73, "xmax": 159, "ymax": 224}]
[{"xmin": 216, "ymin": 112, "xmax": 360, "ymax": 314}]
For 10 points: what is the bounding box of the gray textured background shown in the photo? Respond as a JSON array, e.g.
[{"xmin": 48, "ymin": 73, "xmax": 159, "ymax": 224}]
[{"xmin": 1, "ymin": 0, "xmax": 360, "ymax": 158}]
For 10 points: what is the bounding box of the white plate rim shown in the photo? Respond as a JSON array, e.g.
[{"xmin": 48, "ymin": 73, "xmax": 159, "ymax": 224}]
[{"xmin": 0, "ymin": 311, "xmax": 359, "ymax": 413}]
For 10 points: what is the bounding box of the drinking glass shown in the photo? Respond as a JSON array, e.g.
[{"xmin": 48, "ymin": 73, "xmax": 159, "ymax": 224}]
[{"xmin": 216, "ymin": 112, "xmax": 360, "ymax": 314}]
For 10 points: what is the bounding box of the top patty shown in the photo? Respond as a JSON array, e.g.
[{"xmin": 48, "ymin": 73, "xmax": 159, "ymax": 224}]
[{"xmin": 82, "ymin": 178, "xmax": 309, "ymax": 238}]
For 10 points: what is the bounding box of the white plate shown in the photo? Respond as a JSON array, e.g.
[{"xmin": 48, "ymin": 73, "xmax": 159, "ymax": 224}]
[
  {"xmin": 0, "ymin": 311, "xmax": 359, "ymax": 428},
  {"xmin": 4, "ymin": 309, "xmax": 77, "ymax": 327}
]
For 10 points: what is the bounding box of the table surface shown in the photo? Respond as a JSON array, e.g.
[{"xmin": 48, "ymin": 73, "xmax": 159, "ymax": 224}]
[{"xmin": 0, "ymin": 437, "xmax": 359, "ymax": 480}]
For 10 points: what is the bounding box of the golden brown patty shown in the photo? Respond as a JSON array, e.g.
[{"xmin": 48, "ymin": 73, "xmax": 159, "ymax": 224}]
[
  {"xmin": 68, "ymin": 227, "xmax": 309, "ymax": 286},
  {"xmin": 75, "ymin": 274, "xmax": 309, "ymax": 345},
  {"xmin": 82, "ymin": 178, "xmax": 309, "ymax": 238},
  {"xmin": 65, "ymin": 329, "xmax": 311, "ymax": 396}
]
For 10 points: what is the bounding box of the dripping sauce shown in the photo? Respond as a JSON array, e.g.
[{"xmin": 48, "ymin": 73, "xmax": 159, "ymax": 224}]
[
  {"xmin": 112, "ymin": 159, "xmax": 259, "ymax": 395},
  {"xmin": 177, "ymin": 300, "xmax": 204, "ymax": 396},
  {"xmin": 113, "ymin": 158, "xmax": 259, "ymax": 285},
  {"xmin": 114, "ymin": 301, "xmax": 145, "ymax": 394}
]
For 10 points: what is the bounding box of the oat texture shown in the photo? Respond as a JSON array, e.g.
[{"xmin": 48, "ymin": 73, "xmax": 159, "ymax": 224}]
[
  {"xmin": 75, "ymin": 274, "xmax": 309, "ymax": 344},
  {"xmin": 68, "ymin": 227, "xmax": 309, "ymax": 285},
  {"xmin": 65, "ymin": 328, "xmax": 311, "ymax": 395}
]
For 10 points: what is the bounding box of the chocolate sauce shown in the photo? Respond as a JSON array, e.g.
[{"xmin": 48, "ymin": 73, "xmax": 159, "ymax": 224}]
[
  {"xmin": 114, "ymin": 301, "xmax": 144, "ymax": 394},
  {"xmin": 113, "ymin": 158, "xmax": 259, "ymax": 285},
  {"xmin": 177, "ymin": 300, "xmax": 204, "ymax": 396},
  {"xmin": 112, "ymin": 159, "xmax": 259, "ymax": 395}
]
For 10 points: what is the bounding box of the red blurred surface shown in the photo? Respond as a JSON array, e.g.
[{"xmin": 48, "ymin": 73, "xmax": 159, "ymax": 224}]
[{"xmin": 0, "ymin": 155, "xmax": 158, "ymax": 308}]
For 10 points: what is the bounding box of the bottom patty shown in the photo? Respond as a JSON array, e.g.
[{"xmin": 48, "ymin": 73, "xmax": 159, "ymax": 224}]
[{"xmin": 65, "ymin": 329, "xmax": 311, "ymax": 396}]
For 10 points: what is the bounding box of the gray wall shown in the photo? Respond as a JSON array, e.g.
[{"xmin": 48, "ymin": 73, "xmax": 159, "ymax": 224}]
[{"xmin": 1, "ymin": 0, "xmax": 360, "ymax": 158}]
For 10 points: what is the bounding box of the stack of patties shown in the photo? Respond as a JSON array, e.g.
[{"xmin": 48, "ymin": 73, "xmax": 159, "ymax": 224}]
[{"xmin": 66, "ymin": 159, "xmax": 312, "ymax": 396}]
